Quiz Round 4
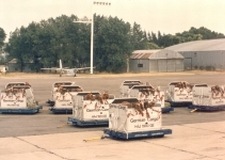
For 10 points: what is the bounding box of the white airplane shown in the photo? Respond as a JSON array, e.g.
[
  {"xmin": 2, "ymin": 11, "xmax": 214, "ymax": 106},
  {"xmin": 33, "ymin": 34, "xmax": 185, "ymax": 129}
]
[{"xmin": 41, "ymin": 59, "xmax": 92, "ymax": 77}]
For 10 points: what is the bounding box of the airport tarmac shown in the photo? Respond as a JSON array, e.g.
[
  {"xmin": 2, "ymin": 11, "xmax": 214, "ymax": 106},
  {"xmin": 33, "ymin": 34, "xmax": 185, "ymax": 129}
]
[{"xmin": 0, "ymin": 71, "xmax": 225, "ymax": 159}]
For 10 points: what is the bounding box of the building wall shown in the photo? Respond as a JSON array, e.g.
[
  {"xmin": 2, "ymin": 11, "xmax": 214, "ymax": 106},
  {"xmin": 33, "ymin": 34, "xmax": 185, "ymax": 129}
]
[
  {"xmin": 129, "ymin": 59, "xmax": 184, "ymax": 72},
  {"xmin": 180, "ymin": 51, "xmax": 225, "ymax": 70},
  {"xmin": 129, "ymin": 59, "xmax": 149, "ymax": 72},
  {"xmin": 150, "ymin": 59, "xmax": 184, "ymax": 72}
]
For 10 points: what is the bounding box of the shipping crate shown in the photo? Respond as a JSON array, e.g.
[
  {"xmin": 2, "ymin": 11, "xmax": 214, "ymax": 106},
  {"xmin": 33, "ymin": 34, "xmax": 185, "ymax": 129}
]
[
  {"xmin": 0, "ymin": 84, "xmax": 42, "ymax": 114},
  {"xmin": 128, "ymin": 84, "xmax": 173, "ymax": 113},
  {"xmin": 104, "ymin": 98, "xmax": 172, "ymax": 139},
  {"xmin": 129, "ymin": 84, "xmax": 164, "ymax": 106},
  {"xmin": 68, "ymin": 91, "xmax": 111, "ymax": 126},
  {"xmin": 191, "ymin": 84, "xmax": 225, "ymax": 111},
  {"xmin": 47, "ymin": 81, "xmax": 76, "ymax": 106},
  {"xmin": 166, "ymin": 81, "xmax": 194, "ymax": 107},
  {"xmin": 4, "ymin": 82, "xmax": 31, "ymax": 89},
  {"xmin": 50, "ymin": 84, "xmax": 83, "ymax": 113},
  {"xmin": 108, "ymin": 98, "xmax": 162, "ymax": 132},
  {"xmin": 120, "ymin": 80, "xmax": 143, "ymax": 97}
]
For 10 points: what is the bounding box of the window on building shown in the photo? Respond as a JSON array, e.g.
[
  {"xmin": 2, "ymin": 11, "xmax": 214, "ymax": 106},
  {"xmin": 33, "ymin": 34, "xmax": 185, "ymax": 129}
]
[
  {"xmin": 194, "ymin": 52, "xmax": 197, "ymax": 57},
  {"xmin": 138, "ymin": 63, "xmax": 143, "ymax": 68}
]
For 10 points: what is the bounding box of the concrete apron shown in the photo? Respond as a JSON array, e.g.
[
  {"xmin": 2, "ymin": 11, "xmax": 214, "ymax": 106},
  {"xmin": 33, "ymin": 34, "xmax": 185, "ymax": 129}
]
[{"xmin": 0, "ymin": 121, "xmax": 225, "ymax": 160}]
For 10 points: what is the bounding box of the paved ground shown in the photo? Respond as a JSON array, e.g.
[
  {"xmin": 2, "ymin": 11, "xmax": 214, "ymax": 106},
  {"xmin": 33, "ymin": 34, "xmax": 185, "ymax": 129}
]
[
  {"xmin": 0, "ymin": 71, "xmax": 225, "ymax": 137},
  {"xmin": 0, "ymin": 71, "xmax": 225, "ymax": 160},
  {"xmin": 0, "ymin": 121, "xmax": 224, "ymax": 160}
]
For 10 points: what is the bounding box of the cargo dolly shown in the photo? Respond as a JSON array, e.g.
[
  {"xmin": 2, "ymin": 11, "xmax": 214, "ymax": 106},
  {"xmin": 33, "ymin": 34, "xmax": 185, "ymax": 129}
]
[
  {"xmin": 104, "ymin": 128, "xmax": 172, "ymax": 140},
  {"xmin": 68, "ymin": 117, "xmax": 108, "ymax": 127},
  {"xmin": 67, "ymin": 91, "xmax": 112, "ymax": 127},
  {"xmin": 0, "ymin": 106, "xmax": 42, "ymax": 114}
]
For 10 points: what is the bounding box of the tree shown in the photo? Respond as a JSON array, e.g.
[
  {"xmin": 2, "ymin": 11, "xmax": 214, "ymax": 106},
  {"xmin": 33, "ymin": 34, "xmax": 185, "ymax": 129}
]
[
  {"xmin": 5, "ymin": 13, "xmax": 225, "ymax": 73},
  {"xmin": 5, "ymin": 28, "xmax": 25, "ymax": 71},
  {"xmin": 130, "ymin": 22, "xmax": 149, "ymax": 50},
  {"xmin": 5, "ymin": 15, "xmax": 91, "ymax": 71},
  {"xmin": 94, "ymin": 15, "xmax": 132, "ymax": 72},
  {"xmin": 159, "ymin": 34, "xmax": 180, "ymax": 47},
  {"xmin": 0, "ymin": 27, "xmax": 6, "ymax": 49},
  {"xmin": 189, "ymin": 27, "xmax": 225, "ymax": 39}
]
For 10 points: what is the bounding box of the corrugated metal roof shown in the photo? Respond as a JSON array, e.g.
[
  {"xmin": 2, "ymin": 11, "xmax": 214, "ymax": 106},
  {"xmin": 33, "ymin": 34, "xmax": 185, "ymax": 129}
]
[
  {"xmin": 130, "ymin": 50, "xmax": 159, "ymax": 59},
  {"xmin": 132, "ymin": 50, "xmax": 160, "ymax": 54},
  {"xmin": 166, "ymin": 38, "xmax": 225, "ymax": 52},
  {"xmin": 130, "ymin": 49, "xmax": 183, "ymax": 60},
  {"xmin": 130, "ymin": 52, "xmax": 151, "ymax": 59}
]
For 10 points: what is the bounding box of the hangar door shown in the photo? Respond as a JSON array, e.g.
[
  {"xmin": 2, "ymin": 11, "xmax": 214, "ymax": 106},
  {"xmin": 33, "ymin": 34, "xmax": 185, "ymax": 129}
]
[
  {"xmin": 150, "ymin": 59, "xmax": 183, "ymax": 72},
  {"xmin": 157, "ymin": 59, "xmax": 178, "ymax": 72}
]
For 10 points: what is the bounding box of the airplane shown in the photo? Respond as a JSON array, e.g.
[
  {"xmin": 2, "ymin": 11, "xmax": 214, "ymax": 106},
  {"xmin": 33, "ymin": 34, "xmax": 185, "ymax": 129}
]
[{"xmin": 41, "ymin": 59, "xmax": 93, "ymax": 77}]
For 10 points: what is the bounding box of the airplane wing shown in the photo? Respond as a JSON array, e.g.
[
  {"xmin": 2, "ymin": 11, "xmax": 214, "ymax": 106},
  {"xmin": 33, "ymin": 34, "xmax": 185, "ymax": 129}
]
[
  {"xmin": 41, "ymin": 59, "xmax": 63, "ymax": 72},
  {"xmin": 73, "ymin": 67, "xmax": 92, "ymax": 72},
  {"xmin": 41, "ymin": 67, "xmax": 62, "ymax": 72},
  {"xmin": 41, "ymin": 58, "xmax": 95, "ymax": 76}
]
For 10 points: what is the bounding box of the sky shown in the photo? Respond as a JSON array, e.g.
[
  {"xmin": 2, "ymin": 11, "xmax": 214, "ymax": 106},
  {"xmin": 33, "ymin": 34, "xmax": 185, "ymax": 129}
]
[{"xmin": 1, "ymin": 0, "xmax": 225, "ymax": 41}]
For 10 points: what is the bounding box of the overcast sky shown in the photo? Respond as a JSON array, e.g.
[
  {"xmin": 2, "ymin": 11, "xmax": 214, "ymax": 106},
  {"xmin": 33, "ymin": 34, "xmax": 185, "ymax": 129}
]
[{"xmin": 1, "ymin": 0, "xmax": 225, "ymax": 40}]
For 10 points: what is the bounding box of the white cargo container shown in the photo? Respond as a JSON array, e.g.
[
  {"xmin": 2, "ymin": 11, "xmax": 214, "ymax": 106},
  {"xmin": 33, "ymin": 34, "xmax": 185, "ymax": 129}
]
[
  {"xmin": 129, "ymin": 84, "xmax": 163, "ymax": 105},
  {"xmin": 120, "ymin": 80, "xmax": 143, "ymax": 97},
  {"xmin": 4, "ymin": 82, "xmax": 31, "ymax": 89},
  {"xmin": 47, "ymin": 81, "xmax": 76, "ymax": 106},
  {"xmin": 0, "ymin": 84, "xmax": 42, "ymax": 114},
  {"xmin": 128, "ymin": 84, "xmax": 173, "ymax": 113},
  {"xmin": 166, "ymin": 81, "xmax": 193, "ymax": 107},
  {"xmin": 104, "ymin": 98, "xmax": 172, "ymax": 139},
  {"xmin": 68, "ymin": 91, "xmax": 112, "ymax": 126},
  {"xmin": 50, "ymin": 84, "xmax": 83, "ymax": 113},
  {"xmin": 191, "ymin": 84, "xmax": 225, "ymax": 111}
]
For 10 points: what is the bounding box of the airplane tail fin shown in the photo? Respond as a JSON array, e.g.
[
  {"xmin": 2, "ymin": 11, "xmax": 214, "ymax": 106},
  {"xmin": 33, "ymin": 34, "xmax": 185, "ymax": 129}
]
[{"xmin": 59, "ymin": 59, "xmax": 63, "ymax": 69}]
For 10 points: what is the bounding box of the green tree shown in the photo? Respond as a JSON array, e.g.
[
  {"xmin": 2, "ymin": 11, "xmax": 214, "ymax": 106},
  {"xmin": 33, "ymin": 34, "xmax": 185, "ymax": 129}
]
[
  {"xmin": 150, "ymin": 27, "xmax": 225, "ymax": 48},
  {"xmin": 5, "ymin": 28, "xmax": 25, "ymax": 71},
  {"xmin": 6, "ymin": 13, "xmax": 225, "ymax": 73},
  {"xmin": 189, "ymin": 27, "xmax": 225, "ymax": 39},
  {"xmin": 130, "ymin": 22, "xmax": 149, "ymax": 50},
  {"xmin": 94, "ymin": 15, "xmax": 132, "ymax": 72},
  {"xmin": 5, "ymin": 15, "xmax": 91, "ymax": 71},
  {"xmin": 0, "ymin": 27, "xmax": 6, "ymax": 49},
  {"xmin": 159, "ymin": 34, "xmax": 180, "ymax": 47}
]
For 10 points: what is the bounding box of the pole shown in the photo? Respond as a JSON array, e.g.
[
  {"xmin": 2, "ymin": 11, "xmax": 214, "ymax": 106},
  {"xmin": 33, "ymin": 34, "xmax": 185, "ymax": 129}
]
[
  {"xmin": 90, "ymin": 12, "xmax": 94, "ymax": 74},
  {"xmin": 90, "ymin": 1, "xmax": 111, "ymax": 74}
]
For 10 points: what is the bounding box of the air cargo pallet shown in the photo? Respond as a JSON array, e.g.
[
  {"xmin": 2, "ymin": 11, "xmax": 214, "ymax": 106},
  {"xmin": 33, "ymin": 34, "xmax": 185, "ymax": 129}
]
[
  {"xmin": 68, "ymin": 117, "xmax": 108, "ymax": 127},
  {"xmin": 49, "ymin": 107, "xmax": 72, "ymax": 114},
  {"xmin": 104, "ymin": 128, "xmax": 172, "ymax": 140},
  {"xmin": 0, "ymin": 106, "xmax": 42, "ymax": 114},
  {"xmin": 188, "ymin": 105, "xmax": 225, "ymax": 112},
  {"xmin": 166, "ymin": 100, "xmax": 192, "ymax": 108}
]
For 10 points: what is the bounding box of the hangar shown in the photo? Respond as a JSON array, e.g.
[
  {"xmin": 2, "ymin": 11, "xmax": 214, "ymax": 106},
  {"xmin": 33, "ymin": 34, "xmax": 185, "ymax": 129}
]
[
  {"xmin": 129, "ymin": 49, "xmax": 184, "ymax": 72},
  {"xmin": 166, "ymin": 38, "xmax": 225, "ymax": 70}
]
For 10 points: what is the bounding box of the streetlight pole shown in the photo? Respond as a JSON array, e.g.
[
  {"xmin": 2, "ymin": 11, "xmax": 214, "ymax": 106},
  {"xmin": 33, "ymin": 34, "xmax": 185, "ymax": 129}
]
[
  {"xmin": 90, "ymin": 1, "xmax": 111, "ymax": 74},
  {"xmin": 90, "ymin": 10, "xmax": 94, "ymax": 74}
]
